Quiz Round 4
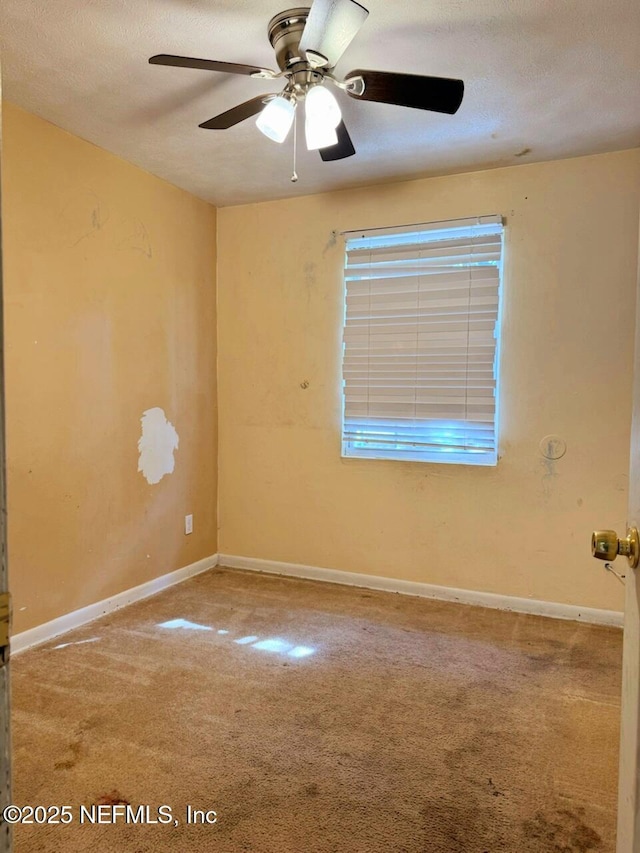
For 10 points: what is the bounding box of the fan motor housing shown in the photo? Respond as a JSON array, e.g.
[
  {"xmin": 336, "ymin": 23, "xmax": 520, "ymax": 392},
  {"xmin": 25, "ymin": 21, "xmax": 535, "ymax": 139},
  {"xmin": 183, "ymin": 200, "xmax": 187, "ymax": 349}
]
[{"xmin": 268, "ymin": 7, "xmax": 311, "ymax": 71}]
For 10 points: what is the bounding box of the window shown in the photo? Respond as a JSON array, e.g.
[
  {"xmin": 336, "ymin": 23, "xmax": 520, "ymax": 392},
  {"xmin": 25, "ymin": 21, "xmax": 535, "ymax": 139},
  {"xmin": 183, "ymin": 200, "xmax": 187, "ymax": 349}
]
[{"xmin": 341, "ymin": 215, "xmax": 504, "ymax": 466}]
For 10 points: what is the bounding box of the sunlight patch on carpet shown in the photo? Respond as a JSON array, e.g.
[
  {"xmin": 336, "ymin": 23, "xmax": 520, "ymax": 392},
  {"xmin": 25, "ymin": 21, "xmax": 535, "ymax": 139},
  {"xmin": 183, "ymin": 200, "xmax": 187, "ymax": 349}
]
[
  {"xmin": 158, "ymin": 619, "xmax": 212, "ymax": 631},
  {"xmin": 158, "ymin": 621, "xmax": 316, "ymax": 658}
]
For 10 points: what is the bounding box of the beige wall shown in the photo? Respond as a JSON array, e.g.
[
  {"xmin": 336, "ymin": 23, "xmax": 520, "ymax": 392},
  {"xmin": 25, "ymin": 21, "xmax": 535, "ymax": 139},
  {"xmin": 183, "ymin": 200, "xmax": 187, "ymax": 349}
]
[
  {"xmin": 2, "ymin": 103, "xmax": 218, "ymax": 633},
  {"xmin": 4, "ymin": 104, "xmax": 638, "ymax": 628},
  {"xmin": 218, "ymin": 149, "xmax": 640, "ymax": 612}
]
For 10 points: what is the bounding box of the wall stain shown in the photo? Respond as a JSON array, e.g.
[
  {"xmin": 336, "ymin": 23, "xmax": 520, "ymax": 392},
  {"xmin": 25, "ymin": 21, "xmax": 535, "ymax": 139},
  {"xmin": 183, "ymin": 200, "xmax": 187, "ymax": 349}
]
[
  {"xmin": 117, "ymin": 218, "xmax": 153, "ymax": 258},
  {"xmin": 303, "ymin": 261, "xmax": 317, "ymax": 287},
  {"xmin": 538, "ymin": 435, "xmax": 568, "ymax": 499},
  {"xmin": 322, "ymin": 230, "xmax": 338, "ymax": 255},
  {"xmin": 63, "ymin": 189, "xmax": 109, "ymax": 248},
  {"xmin": 42, "ymin": 189, "xmax": 153, "ymax": 259},
  {"xmin": 541, "ymin": 458, "xmax": 559, "ymax": 500}
]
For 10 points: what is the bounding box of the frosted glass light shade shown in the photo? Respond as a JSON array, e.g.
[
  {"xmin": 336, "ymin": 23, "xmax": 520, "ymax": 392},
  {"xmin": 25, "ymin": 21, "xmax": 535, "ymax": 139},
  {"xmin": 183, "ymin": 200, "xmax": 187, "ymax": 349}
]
[
  {"xmin": 305, "ymin": 119, "xmax": 339, "ymax": 150},
  {"xmin": 305, "ymin": 85, "xmax": 342, "ymax": 128},
  {"xmin": 256, "ymin": 96, "xmax": 295, "ymax": 143}
]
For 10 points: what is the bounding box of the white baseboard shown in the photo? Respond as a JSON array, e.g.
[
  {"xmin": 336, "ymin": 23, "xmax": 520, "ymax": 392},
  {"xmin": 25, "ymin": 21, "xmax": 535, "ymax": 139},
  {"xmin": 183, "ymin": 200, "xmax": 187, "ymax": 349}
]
[
  {"xmin": 12, "ymin": 550, "xmax": 623, "ymax": 655},
  {"xmin": 12, "ymin": 553, "xmax": 219, "ymax": 654},
  {"xmin": 219, "ymin": 554, "xmax": 624, "ymax": 628}
]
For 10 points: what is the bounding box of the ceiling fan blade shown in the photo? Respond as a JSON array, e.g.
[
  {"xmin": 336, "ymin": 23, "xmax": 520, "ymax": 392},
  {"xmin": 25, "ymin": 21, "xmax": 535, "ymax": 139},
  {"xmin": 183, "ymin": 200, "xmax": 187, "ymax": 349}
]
[
  {"xmin": 319, "ymin": 120, "xmax": 356, "ymax": 161},
  {"xmin": 199, "ymin": 95, "xmax": 276, "ymax": 129},
  {"xmin": 299, "ymin": 0, "xmax": 369, "ymax": 69},
  {"xmin": 149, "ymin": 54, "xmax": 274, "ymax": 78},
  {"xmin": 346, "ymin": 69, "xmax": 464, "ymax": 115}
]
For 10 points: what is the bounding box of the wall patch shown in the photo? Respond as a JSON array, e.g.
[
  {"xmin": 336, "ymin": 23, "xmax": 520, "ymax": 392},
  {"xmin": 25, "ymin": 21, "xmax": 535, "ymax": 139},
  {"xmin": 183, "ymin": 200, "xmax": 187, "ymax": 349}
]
[{"xmin": 137, "ymin": 407, "xmax": 179, "ymax": 485}]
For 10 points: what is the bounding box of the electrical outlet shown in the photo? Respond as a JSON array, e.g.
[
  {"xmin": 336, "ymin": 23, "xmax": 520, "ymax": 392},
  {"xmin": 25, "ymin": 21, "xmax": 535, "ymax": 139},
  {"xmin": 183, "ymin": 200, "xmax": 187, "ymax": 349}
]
[{"xmin": 185, "ymin": 514, "xmax": 193, "ymax": 535}]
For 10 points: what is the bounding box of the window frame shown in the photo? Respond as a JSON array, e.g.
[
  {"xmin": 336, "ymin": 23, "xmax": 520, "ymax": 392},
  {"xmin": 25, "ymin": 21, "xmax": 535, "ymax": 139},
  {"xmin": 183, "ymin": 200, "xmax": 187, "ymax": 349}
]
[{"xmin": 340, "ymin": 215, "xmax": 505, "ymax": 467}]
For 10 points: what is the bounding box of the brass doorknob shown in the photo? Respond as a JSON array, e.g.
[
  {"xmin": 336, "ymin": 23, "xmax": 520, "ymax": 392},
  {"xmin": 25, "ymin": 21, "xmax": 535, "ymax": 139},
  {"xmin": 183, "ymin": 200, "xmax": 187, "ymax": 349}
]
[{"xmin": 592, "ymin": 527, "xmax": 640, "ymax": 569}]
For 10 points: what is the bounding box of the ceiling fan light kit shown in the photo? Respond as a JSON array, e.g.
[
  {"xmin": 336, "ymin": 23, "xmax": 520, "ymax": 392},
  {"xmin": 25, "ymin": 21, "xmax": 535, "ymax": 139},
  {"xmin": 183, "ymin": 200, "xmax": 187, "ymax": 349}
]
[
  {"xmin": 305, "ymin": 118, "xmax": 339, "ymax": 150},
  {"xmin": 305, "ymin": 84, "xmax": 342, "ymax": 126},
  {"xmin": 149, "ymin": 0, "xmax": 465, "ymax": 172},
  {"xmin": 255, "ymin": 95, "xmax": 296, "ymax": 143}
]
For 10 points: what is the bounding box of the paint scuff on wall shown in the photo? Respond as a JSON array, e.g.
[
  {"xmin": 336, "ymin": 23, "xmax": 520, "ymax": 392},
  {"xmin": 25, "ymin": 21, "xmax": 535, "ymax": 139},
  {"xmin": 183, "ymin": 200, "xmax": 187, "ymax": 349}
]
[{"xmin": 137, "ymin": 407, "xmax": 179, "ymax": 485}]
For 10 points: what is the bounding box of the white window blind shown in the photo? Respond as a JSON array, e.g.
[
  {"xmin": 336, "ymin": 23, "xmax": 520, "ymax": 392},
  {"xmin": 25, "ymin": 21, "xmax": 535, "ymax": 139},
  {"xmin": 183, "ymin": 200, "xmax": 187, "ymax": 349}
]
[{"xmin": 341, "ymin": 215, "xmax": 504, "ymax": 465}]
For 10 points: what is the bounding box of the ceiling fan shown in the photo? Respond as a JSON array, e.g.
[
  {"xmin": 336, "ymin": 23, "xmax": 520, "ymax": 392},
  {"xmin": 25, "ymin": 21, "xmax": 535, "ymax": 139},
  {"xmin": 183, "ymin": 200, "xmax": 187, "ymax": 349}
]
[{"xmin": 149, "ymin": 0, "xmax": 464, "ymax": 162}]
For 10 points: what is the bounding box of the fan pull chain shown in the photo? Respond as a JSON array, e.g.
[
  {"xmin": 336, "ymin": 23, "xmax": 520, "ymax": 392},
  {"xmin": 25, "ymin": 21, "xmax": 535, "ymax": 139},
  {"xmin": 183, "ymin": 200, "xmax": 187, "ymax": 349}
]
[{"xmin": 291, "ymin": 107, "xmax": 299, "ymax": 183}]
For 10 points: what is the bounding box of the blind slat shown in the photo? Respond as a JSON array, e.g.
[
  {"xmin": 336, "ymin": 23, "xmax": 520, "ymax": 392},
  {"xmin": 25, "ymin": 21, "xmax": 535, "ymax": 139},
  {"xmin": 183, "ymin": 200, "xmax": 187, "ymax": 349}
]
[{"xmin": 346, "ymin": 271, "xmax": 499, "ymax": 293}]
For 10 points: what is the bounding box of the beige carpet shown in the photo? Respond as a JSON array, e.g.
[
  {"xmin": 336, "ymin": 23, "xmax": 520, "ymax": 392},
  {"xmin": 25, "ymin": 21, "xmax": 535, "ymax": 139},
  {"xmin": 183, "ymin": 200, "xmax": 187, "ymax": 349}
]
[{"xmin": 11, "ymin": 567, "xmax": 621, "ymax": 852}]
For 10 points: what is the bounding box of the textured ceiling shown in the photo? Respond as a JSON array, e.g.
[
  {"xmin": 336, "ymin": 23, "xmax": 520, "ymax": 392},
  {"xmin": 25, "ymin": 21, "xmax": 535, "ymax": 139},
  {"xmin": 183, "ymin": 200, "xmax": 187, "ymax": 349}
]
[{"xmin": 1, "ymin": 0, "xmax": 639, "ymax": 207}]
